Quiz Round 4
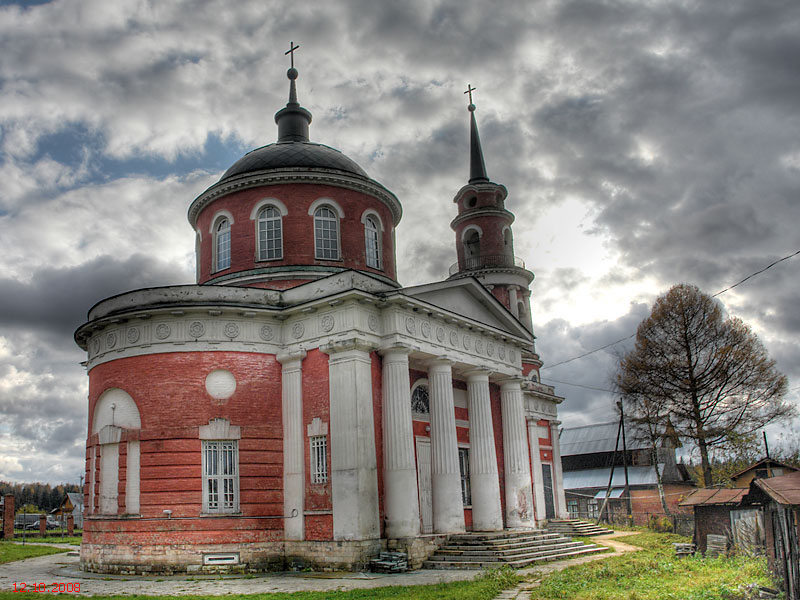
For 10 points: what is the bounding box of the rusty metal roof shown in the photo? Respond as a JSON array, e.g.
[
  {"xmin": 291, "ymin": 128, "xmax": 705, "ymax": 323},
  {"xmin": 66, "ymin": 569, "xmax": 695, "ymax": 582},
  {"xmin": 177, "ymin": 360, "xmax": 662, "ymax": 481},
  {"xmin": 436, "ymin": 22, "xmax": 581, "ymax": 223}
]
[
  {"xmin": 678, "ymin": 487, "xmax": 748, "ymax": 506},
  {"xmin": 754, "ymin": 470, "xmax": 800, "ymax": 506}
]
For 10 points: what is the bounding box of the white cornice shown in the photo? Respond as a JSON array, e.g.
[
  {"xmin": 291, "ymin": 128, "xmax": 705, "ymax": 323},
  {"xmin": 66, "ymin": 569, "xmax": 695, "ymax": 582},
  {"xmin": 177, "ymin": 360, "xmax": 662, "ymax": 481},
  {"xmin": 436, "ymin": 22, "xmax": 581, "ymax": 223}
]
[{"xmin": 188, "ymin": 169, "xmax": 403, "ymax": 228}]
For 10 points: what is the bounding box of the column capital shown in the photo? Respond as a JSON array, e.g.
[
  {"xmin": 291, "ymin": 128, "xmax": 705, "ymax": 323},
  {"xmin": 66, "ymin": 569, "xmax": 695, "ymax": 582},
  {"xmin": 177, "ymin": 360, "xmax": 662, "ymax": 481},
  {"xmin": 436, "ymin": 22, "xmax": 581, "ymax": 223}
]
[
  {"xmin": 276, "ymin": 348, "xmax": 307, "ymax": 365},
  {"xmin": 321, "ymin": 338, "xmax": 378, "ymax": 355},
  {"xmin": 377, "ymin": 343, "xmax": 415, "ymax": 358},
  {"xmin": 426, "ymin": 356, "xmax": 456, "ymax": 371},
  {"xmin": 499, "ymin": 377, "xmax": 525, "ymax": 391},
  {"xmin": 463, "ymin": 367, "xmax": 492, "ymax": 382}
]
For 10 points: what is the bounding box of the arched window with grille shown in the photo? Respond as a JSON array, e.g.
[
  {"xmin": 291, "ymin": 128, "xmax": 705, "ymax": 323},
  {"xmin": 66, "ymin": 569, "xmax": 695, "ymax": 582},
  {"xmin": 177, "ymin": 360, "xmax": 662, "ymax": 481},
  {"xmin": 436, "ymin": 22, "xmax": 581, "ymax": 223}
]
[
  {"xmin": 314, "ymin": 206, "xmax": 340, "ymax": 260},
  {"xmin": 364, "ymin": 216, "xmax": 381, "ymax": 269},
  {"xmin": 214, "ymin": 217, "xmax": 231, "ymax": 272},
  {"xmin": 257, "ymin": 206, "xmax": 283, "ymax": 260}
]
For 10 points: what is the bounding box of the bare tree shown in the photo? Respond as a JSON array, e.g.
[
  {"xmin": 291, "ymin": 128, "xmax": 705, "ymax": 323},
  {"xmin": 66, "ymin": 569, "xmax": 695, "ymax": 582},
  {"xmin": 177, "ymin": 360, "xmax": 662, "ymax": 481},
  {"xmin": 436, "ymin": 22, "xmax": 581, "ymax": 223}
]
[{"xmin": 617, "ymin": 284, "xmax": 792, "ymax": 487}]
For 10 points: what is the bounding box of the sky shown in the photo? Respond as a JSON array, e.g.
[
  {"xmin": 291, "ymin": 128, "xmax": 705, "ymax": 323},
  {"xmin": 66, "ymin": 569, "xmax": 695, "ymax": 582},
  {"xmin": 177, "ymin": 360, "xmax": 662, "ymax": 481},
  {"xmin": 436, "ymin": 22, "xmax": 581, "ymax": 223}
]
[{"xmin": 1, "ymin": 0, "xmax": 798, "ymax": 485}]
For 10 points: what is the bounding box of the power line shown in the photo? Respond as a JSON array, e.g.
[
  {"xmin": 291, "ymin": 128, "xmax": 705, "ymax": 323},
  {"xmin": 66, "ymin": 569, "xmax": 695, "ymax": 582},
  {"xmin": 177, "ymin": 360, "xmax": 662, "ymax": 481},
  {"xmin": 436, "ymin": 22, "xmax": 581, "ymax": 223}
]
[
  {"xmin": 540, "ymin": 377, "xmax": 616, "ymax": 394},
  {"xmin": 541, "ymin": 249, "xmax": 800, "ymax": 371}
]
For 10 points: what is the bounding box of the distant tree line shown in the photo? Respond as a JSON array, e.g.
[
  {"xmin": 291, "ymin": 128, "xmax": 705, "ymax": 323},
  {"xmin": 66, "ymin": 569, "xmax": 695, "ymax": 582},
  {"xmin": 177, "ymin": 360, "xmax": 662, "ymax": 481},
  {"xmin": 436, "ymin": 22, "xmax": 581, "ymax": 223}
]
[{"xmin": 0, "ymin": 481, "xmax": 82, "ymax": 513}]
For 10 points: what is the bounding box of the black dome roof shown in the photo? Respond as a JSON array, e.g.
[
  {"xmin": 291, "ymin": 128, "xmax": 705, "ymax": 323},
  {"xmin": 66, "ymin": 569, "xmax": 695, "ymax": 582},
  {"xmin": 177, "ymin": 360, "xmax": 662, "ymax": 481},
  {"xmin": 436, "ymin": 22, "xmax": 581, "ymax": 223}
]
[{"xmin": 221, "ymin": 141, "xmax": 368, "ymax": 182}]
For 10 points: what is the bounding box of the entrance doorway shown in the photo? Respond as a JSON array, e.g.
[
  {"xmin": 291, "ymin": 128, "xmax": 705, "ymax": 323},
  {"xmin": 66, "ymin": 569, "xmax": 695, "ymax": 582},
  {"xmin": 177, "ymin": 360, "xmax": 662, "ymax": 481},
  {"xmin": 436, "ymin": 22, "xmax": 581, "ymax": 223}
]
[{"xmin": 416, "ymin": 437, "xmax": 433, "ymax": 533}]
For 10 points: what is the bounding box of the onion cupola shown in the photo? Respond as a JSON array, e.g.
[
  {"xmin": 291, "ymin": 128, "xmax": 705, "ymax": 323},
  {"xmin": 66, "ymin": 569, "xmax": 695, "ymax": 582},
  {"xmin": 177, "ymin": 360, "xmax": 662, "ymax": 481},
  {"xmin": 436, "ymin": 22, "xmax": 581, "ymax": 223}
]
[{"xmin": 188, "ymin": 46, "xmax": 402, "ymax": 289}]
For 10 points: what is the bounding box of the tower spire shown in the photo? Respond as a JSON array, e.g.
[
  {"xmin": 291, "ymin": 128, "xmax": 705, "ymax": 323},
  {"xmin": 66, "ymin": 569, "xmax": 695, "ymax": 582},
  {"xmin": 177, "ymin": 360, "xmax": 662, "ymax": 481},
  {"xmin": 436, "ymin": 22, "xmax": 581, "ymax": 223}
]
[
  {"xmin": 465, "ymin": 84, "xmax": 489, "ymax": 184},
  {"xmin": 275, "ymin": 41, "xmax": 312, "ymax": 142}
]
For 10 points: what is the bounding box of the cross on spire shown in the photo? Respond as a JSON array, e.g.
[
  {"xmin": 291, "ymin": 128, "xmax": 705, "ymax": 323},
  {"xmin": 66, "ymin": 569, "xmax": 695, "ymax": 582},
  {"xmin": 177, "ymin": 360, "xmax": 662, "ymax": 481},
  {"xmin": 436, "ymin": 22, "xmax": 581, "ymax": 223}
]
[
  {"xmin": 285, "ymin": 41, "xmax": 300, "ymax": 68},
  {"xmin": 464, "ymin": 84, "xmax": 476, "ymax": 106}
]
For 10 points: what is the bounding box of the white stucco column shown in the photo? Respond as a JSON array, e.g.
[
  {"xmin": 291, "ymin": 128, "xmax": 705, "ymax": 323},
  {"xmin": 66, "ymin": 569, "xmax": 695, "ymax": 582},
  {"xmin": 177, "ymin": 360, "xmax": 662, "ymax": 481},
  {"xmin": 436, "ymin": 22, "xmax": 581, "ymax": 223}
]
[
  {"xmin": 428, "ymin": 358, "xmax": 466, "ymax": 534},
  {"xmin": 465, "ymin": 369, "xmax": 503, "ymax": 531},
  {"xmin": 324, "ymin": 339, "xmax": 380, "ymax": 541},
  {"xmin": 501, "ymin": 379, "xmax": 534, "ymax": 528},
  {"xmin": 527, "ymin": 420, "xmax": 546, "ymax": 524},
  {"xmin": 380, "ymin": 346, "xmax": 420, "ymax": 539},
  {"xmin": 277, "ymin": 349, "xmax": 307, "ymax": 541},
  {"xmin": 550, "ymin": 421, "xmax": 568, "ymax": 518},
  {"xmin": 508, "ymin": 286, "xmax": 520, "ymax": 318}
]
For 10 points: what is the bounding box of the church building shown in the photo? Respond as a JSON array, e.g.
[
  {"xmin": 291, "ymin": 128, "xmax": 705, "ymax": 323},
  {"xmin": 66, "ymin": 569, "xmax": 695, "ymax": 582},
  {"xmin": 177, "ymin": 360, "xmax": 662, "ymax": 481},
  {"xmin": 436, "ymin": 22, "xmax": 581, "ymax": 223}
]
[{"xmin": 74, "ymin": 49, "xmax": 568, "ymax": 573}]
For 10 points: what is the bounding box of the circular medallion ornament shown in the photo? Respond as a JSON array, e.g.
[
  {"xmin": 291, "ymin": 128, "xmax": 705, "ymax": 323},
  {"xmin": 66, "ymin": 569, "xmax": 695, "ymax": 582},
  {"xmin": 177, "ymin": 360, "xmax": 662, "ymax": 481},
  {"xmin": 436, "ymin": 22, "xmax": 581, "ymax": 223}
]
[
  {"xmin": 127, "ymin": 328, "xmax": 140, "ymax": 344},
  {"xmin": 487, "ymin": 342, "xmax": 495, "ymax": 357},
  {"xmin": 475, "ymin": 338, "xmax": 484, "ymax": 354},
  {"xmin": 292, "ymin": 322, "xmax": 305, "ymax": 339},
  {"xmin": 92, "ymin": 338, "xmax": 100, "ymax": 354},
  {"xmin": 205, "ymin": 369, "xmax": 236, "ymax": 401},
  {"xmin": 106, "ymin": 332, "xmax": 117, "ymax": 348},
  {"xmin": 321, "ymin": 315, "xmax": 335, "ymax": 332},
  {"xmin": 499, "ymin": 346, "xmax": 506, "ymax": 360},
  {"xmin": 259, "ymin": 325, "xmax": 274, "ymax": 341},
  {"xmin": 449, "ymin": 330, "xmax": 459, "ymax": 346},
  {"xmin": 405, "ymin": 316, "xmax": 416, "ymax": 335},
  {"xmin": 189, "ymin": 321, "xmax": 205, "ymax": 338},
  {"xmin": 463, "ymin": 335, "xmax": 472, "ymax": 350},
  {"xmin": 155, "ymin": 323, "xmax": 171, "ymax": 340},
  {"xmin": 436, "ymin": 326, "xmax": 445, "ymax": 342},
  {"xmin": 421, "ymin": 321, "xmax": 431, "ymax": 338},
  {"xmin": 368, "ymin": 314, "xmax": 379, "ymax": 332},
  {"xmin": 223, "ymin": 322, "xmax": 240, "ymax": 339}
]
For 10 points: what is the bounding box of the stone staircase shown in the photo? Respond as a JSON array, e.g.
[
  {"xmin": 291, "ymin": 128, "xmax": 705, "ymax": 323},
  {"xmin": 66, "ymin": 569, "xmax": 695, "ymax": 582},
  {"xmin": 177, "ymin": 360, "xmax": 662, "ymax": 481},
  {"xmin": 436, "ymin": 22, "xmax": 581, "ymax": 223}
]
[
  {"xmin": 422, "ymin": 529, "xmax": 606, "ymax": 569},
  {"xmin": 546, "ymin": 518, "xmax": 614, "ymax": 537}
]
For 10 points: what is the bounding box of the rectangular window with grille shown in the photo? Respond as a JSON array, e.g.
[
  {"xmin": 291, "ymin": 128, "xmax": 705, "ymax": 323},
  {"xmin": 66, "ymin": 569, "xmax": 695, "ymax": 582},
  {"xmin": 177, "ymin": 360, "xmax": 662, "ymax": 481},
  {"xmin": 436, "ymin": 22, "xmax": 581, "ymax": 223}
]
[
  {"xmin": 202, "ymin": 440, "xmax": 238, "ymax": 513},
  {"xmin": 458, "ymin": 447, "xmax": 471, "ymax": 506},
  {"xmin": 310, "ymin": 435, "xmax": 328, "ymax": 484}
]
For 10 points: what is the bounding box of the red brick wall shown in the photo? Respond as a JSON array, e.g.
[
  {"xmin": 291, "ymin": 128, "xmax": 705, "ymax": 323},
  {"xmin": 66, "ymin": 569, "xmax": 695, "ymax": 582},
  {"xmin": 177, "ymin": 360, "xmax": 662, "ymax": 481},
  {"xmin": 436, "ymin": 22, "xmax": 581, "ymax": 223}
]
[
  {"xmin": 490, "ymin": 382, "xmax": 506, "ymax": 528},
  {"xmin": 85, "ymin": 352, "xmax": 284, "ymax": 544},
  {"xmin": 196, "ymin": 183, "xmax": 397, "ymax": 285}
]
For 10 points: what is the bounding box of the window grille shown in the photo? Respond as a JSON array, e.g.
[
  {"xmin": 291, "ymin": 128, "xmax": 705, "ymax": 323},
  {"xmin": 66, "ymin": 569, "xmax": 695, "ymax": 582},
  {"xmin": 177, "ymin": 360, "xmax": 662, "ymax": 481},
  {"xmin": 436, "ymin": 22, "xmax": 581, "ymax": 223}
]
[
  {"xmin": 567, "ymin": 498, "xmax": 579, "ymax": 517},
  {"xmin": 215, "ymin": 218, "xmax": 231, "ymax": 271},
  {"xmin": 310, "ymin": 435, "xmax": 328, "ymax": 484},
  {"xmin": 411, "ymin": 384, "xmax": 429, "ymax": 414},
  {"xmin": 458, "ymin": 447, "xmax": 471, "ymax": 506},
  {"xmin": 314, "ymin": 206, "xmax": 339, "ymax": 260},
  {"xmin": 257, "ymin": 206, "xmax": 283, "ymax": 260},
  {"xmin": 364, "ymin": 216, "xmax": 381, "ymax": 269},
  {"xmin": 203, "ymin": 440, "xmax": 238, "ymax": 512}
]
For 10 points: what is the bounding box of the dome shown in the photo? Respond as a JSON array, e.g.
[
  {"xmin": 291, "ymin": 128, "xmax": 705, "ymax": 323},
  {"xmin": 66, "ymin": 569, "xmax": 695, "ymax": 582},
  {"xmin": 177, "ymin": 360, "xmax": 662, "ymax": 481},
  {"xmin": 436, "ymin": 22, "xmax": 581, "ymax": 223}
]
[{"xmin": 220, "ymin": 141, "xmax": 368, "ymax": 182}]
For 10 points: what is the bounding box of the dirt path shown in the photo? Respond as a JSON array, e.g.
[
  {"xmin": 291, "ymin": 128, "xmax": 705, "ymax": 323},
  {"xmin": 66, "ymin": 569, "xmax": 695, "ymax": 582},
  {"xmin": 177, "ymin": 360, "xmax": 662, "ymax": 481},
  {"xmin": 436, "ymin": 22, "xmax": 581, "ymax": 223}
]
[{"xmin": 495, "ymin": 531, "xmax": 643, "ymax": 600}]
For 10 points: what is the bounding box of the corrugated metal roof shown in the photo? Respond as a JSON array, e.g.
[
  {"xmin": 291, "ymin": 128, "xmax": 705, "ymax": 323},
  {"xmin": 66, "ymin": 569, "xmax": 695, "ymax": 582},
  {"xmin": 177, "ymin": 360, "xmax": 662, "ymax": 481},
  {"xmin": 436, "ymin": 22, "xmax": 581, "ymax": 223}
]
[
  {"xmin": 678, "ymin": 488, "xmax": 747, "ymax": 506},
  {"xmin": 755, "ymin": 470, "xmax": 800, "ymax": 506},
  {"xmin": 563, "ymin": 465, "xmax": 663, "ymax": 489},
  {"xmin": 560, "ymin": 421, "xmax": 651, "ymax": 456}
]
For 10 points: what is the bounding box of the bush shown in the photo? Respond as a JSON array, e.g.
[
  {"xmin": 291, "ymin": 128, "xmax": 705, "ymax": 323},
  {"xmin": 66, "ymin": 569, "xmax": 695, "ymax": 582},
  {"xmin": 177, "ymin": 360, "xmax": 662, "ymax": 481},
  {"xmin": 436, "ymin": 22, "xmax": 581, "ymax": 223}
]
[{"xmin": 647, "ymin": 515, "xmax": 674, "ymax": 533}]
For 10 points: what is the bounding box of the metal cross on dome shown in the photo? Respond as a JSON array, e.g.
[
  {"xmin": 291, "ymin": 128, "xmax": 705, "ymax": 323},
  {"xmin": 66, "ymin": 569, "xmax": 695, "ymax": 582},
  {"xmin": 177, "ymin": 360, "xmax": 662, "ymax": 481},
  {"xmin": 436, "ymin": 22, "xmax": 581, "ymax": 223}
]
[
  {"xmin": 464, "ymin": 84, "xmax": 476, "ymax": 105},
  {"xmin": 285, "ymin": 41, "xmax": 300, "ymax": 68}
]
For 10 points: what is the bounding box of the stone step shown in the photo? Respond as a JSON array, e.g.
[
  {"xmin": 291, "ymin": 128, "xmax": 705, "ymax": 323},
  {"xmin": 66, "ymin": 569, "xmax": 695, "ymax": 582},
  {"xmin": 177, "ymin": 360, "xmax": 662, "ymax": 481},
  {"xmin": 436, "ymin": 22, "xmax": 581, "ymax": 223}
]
[
  {"xmin": 433, "ymin": 541, "xmax": 590, "ymax": 560},
  {"xmin": 446, "ymin": 533, "xmax": 564, "ymax": 547},
  {"xmin": 423, "ymin": 545, "xmax": 606, "ymax": 570},
  {"xmin": 440, "ymin": 537, "xmax": 574, "ymax": 552}
]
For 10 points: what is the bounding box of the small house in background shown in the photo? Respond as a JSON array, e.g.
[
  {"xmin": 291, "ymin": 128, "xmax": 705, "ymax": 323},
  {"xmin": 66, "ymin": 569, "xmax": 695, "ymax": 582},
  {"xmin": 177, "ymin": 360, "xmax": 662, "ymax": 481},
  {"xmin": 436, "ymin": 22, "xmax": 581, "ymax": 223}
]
[
  {"xmin": 560, "ymin": 421, "xmax": 695, "ymax": 524},
  {"xmin": 677, "ymin": 488, "xmax": 754, "ymax": 554},
  {"xmin": 51, "ymin": 492, "xmax": 83, "ymax": 529},
  {"xmin": 741, "ymin": 470, "xmax": 800, "ymax": 600},
  {"xmin": 730, "ymin": 458, "xmax": 799, "ymax": 489}
]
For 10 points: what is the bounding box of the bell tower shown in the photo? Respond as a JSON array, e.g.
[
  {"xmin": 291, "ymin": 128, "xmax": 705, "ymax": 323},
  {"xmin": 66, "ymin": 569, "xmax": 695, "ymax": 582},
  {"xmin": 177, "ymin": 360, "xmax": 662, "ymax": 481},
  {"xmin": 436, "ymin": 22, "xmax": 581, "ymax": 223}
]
[{"xmin": 448, "ymin": 85, "xmax": 535, "ymax": 333}]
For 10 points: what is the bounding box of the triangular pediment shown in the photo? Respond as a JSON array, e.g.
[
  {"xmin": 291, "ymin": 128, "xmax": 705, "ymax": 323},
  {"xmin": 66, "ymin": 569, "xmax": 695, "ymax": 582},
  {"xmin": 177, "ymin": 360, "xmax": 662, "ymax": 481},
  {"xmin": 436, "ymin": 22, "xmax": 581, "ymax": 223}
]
[{"xmin": 399, "ymin": 277, "xmax": 531, "ymax": 341}]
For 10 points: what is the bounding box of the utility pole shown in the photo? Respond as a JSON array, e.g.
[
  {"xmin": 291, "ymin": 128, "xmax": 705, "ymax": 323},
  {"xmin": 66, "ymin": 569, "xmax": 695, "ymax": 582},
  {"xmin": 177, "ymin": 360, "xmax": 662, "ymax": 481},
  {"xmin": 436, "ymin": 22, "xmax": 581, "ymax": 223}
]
[
  {"xmin": 597, "ymin": 414, "xmax": 623, "ymax": 526},
  {"xmin": 618, "ymin": 401, "xmax": 633, "ymax": 524}
]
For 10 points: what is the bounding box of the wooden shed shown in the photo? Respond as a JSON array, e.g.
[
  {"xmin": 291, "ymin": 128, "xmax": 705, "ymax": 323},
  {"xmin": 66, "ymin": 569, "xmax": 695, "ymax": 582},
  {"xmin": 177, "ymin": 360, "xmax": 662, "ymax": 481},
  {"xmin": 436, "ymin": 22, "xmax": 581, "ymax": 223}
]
[
  {"xmin": 678, "ymin": 488, "xmax": 752, "ymax": 554},
  {"xmin": 742, "ymin": 470, "xmax": 800, "ymax": 600}
]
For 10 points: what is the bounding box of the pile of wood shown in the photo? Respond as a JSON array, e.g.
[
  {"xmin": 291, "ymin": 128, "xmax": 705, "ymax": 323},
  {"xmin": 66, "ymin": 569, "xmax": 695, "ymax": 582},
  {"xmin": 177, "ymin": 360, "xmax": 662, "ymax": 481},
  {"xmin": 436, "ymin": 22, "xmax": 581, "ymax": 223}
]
[{"xmin": 369, "ymin": 551, "xmax": 408, "ymax": 573}]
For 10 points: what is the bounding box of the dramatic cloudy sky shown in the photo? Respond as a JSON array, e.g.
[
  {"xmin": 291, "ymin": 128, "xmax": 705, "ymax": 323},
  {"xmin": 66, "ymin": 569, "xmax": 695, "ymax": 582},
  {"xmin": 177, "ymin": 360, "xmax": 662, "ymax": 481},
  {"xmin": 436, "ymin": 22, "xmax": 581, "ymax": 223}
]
[{"xmin": 1, "ymin": 0, "xmax": 798, "ymax": 484}]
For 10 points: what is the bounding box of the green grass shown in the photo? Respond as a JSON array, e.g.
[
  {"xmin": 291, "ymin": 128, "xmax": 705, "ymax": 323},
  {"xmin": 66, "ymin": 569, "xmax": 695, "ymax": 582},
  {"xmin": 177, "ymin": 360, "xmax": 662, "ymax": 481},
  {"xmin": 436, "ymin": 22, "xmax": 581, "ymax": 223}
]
[
  {"xmin": 0, "ymin": 542, "xmax": 70, "ymax": 565},
  {"xmin": 529, "ymin": 533, "xmax": 777, "ymax": 600},
  {"xmin": 9, "ymin": 535, "xmax": 82, "ymax": 545},
  {"xmin": 0, "ymin": 566, "xmax": 518, "ymax": 600}
]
